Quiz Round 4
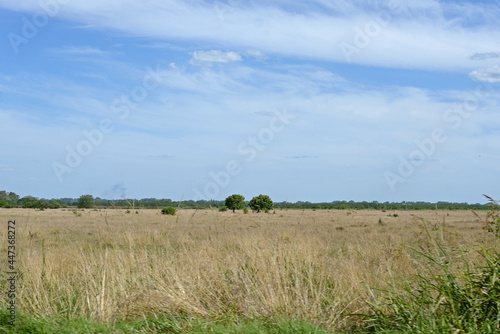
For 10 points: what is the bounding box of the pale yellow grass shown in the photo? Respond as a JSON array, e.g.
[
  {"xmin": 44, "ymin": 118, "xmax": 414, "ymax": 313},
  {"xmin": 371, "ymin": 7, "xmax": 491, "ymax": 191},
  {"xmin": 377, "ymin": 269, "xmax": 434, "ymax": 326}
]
[{"xmin": 0, "ymin": 208, "xmax": 493, "ymax": 330}]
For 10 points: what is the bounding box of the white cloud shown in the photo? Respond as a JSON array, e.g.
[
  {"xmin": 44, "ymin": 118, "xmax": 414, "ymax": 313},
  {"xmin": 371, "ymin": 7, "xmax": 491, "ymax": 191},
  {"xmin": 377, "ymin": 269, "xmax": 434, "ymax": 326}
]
[
  {"xmin": 470, "ymin": 52, "xmax": 500, "ymax": 60},
  {"xmin": 190, "ymin": 50, "xmax": 242, "ymax": 66},
  {"xmin": 245, "ymin": 50, "xmax": 266, "ymax": 59},
  {"xmin": 469, "ymin": 66, "xmax": 500, "ymax": 83},
  {"xmin": 286, "ymin": 155, "xmax": 317, "ymax": 159},
  {"xmin": 52, "ymin": 46, "xmax": 107, "ymax": 56},
  {"xmin": 2, "ymin": 0, "xmax": 499, "ymax": 72}
]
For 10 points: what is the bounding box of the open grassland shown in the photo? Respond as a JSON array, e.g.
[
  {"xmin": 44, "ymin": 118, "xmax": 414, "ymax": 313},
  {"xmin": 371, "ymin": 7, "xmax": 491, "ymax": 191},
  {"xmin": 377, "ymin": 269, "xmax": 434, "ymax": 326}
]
[{"xmin": 0, "ymin": 208, "xmax": 497, "ymax": 333}]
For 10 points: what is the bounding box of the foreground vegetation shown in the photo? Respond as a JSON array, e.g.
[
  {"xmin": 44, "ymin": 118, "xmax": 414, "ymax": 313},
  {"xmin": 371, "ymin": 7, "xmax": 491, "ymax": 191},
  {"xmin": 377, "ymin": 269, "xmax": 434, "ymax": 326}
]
[
  {"xmin": 0, "ymin": 207, "xmax": 498, "ymax": 333},
  {"xmin": 362, "ymin": 226, "xmax": 500, "ymax": 332},
  {"xmin": 0, "ymin": 312, "xmax": 335, "ymax": 334}
]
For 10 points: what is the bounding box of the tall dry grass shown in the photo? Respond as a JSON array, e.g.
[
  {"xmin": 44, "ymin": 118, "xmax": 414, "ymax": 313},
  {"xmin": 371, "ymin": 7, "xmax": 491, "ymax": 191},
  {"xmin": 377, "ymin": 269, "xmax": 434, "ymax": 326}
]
[{"xmin": 0, "ymin": 208, "xmax": 494, "ymax": 330}]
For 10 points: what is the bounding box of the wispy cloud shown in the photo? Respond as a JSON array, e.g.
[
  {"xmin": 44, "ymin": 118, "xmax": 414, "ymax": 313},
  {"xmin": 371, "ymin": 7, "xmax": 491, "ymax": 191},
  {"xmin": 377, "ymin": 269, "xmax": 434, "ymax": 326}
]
[
  {"xmin": 148, "ymin": 154, "xmax": 174, "ymax": 159},
  {"xmin": 2, "ymin": 0, "xmax": 499, "ymax": 72},
  {"xmin": 0, "ymin": 164, "xmax": 14, "ymax": 172},
  {"xmin": 469, "ymin": 66, "xmax": 500, "ymax": 83},
  {"xmin": 245, "ymin": 50, "xmax": 266, "ymax": 59},
  {"xmin": 51, "ymin": 45, "xmax": 107, "ymax": 56},
  {"xmin": 286, "ymin": 155, "xmax": 317, "ymax": 159},
  {"xmin": 190, "ymin": 50, "xmax": 242, "ymax": 66},
  {"xmin": 254, "ymin": 111, "xmax": 274, "ymax": 117},
  {"xmin": 470, "ymin": 52, "xmax": 500, "ymax": 60}
]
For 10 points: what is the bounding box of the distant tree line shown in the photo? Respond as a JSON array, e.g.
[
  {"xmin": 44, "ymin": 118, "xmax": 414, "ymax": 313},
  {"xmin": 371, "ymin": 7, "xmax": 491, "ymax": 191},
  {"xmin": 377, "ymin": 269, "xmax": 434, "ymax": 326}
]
[
  {"xmin": 0, "ymin": 191, "xmax": 62, "ymax": 209},
  {"xmin": 273, "ymin": 200, "xmax": 489, "ymax": 211},
  {"xmin": 0, "ymin": 190, "xmax": 491, "ymax": 211}
]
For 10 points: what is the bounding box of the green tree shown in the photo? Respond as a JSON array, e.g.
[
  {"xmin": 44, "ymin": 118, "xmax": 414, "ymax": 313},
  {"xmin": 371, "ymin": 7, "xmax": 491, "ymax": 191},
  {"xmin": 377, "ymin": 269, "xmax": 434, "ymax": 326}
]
[
  {"xmin": 225, "ymin": 194, "xmax": 245, "ymax": 213},
  {"xmin": 248, "ymin": 194, "xmax": 273, "ymax": 213},
  {"xmin": 19, "ymin": 196, "xmax": 38, "ymax": 208},
  {"xmin": 0, "ymin": 191, "xmax": 19, "ymax": 204},
  {"xmin": 35, "ymin": 200, "xmax": 50, "ymax": 210},
  {"xmin": 78, "ymin": 195, "xmax": 94, "ymax": 209},
  {"xmin": 7, "ymin": 192, "xmax": 19, "ymax": 203},
  {"xmin": 49, "ymin": 200, "xmax": 61, "ymax": 209}
]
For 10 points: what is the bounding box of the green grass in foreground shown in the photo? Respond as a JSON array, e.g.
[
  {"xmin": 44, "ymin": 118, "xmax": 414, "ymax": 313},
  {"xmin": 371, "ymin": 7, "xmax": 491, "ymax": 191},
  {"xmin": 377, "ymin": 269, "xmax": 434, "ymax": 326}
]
[
  {"xmin": 359, "ymin": 223, "xmax": 500, "ymax": 334},
  {"xmin": 0, "ymin": 312, "xmax": 340, "ymax": 334}
]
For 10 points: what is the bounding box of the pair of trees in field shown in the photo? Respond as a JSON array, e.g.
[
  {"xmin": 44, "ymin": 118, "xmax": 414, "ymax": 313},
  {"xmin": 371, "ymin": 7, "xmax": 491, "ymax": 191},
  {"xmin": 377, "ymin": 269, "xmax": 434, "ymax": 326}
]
[{"xmin": 225, "ymin": 194, "xmax": 273, "ymax": 213}]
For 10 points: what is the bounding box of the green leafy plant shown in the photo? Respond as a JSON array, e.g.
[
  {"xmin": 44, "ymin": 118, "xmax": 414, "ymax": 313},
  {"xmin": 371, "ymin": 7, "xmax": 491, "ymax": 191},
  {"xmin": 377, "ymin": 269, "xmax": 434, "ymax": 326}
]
[
  {"xmin": 248, "ymin": 194, "xmax": 273, "ymax": 213},
  {"xmin": 472, "ymin": 195, "xmax": 500, "ymax": 238},
  {"xmin": 218, "ymin": 206, "xmax": 228, "ymax": 212},
  {"xmin": 483, "ymin": 195, "xmax": 500, "ymax": 237},
  {"xmin": 161, "ymin": 207, "xmax": 176, "ymax": 215}
]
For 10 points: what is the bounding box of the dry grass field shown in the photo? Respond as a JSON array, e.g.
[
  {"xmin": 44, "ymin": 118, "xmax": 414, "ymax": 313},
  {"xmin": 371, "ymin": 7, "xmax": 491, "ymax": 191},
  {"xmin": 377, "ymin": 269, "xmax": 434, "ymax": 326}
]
[{"xmin": 0, "ymin": 208, "xmax": 496, "ymax": 331}]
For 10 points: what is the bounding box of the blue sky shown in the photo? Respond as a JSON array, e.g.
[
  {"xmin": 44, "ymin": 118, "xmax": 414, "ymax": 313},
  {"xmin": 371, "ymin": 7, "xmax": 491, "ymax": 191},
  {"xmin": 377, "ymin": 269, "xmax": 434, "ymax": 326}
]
[{"xmin": 1, "ymin": 0, "xmax": 499, "ymax": 203}]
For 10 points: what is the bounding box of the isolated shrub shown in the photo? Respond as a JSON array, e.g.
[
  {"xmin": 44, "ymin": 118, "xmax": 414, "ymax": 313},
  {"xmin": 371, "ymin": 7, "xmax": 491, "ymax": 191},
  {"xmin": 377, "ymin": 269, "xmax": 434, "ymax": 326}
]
[
  {"xmin": 218, "ymin": 206, "xmax": 228, "ymax": 212},
  {"xmin": 225, "ymin": 194, "xmax": 245, "ymax": 212},
  {"xmin": 243, "ymin": 207, "xmax": 248, "ymax": 214},
  {"xmin": 78, "ymin": 195, "xmax": 94, "ymax": 209},
  {"xmin": 161, "ymin": 207, "xmax": 176, "ymax": 215},
  {"xmin": 248, "ymin": 194, "xmax": 273, "ymax": 213}
]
